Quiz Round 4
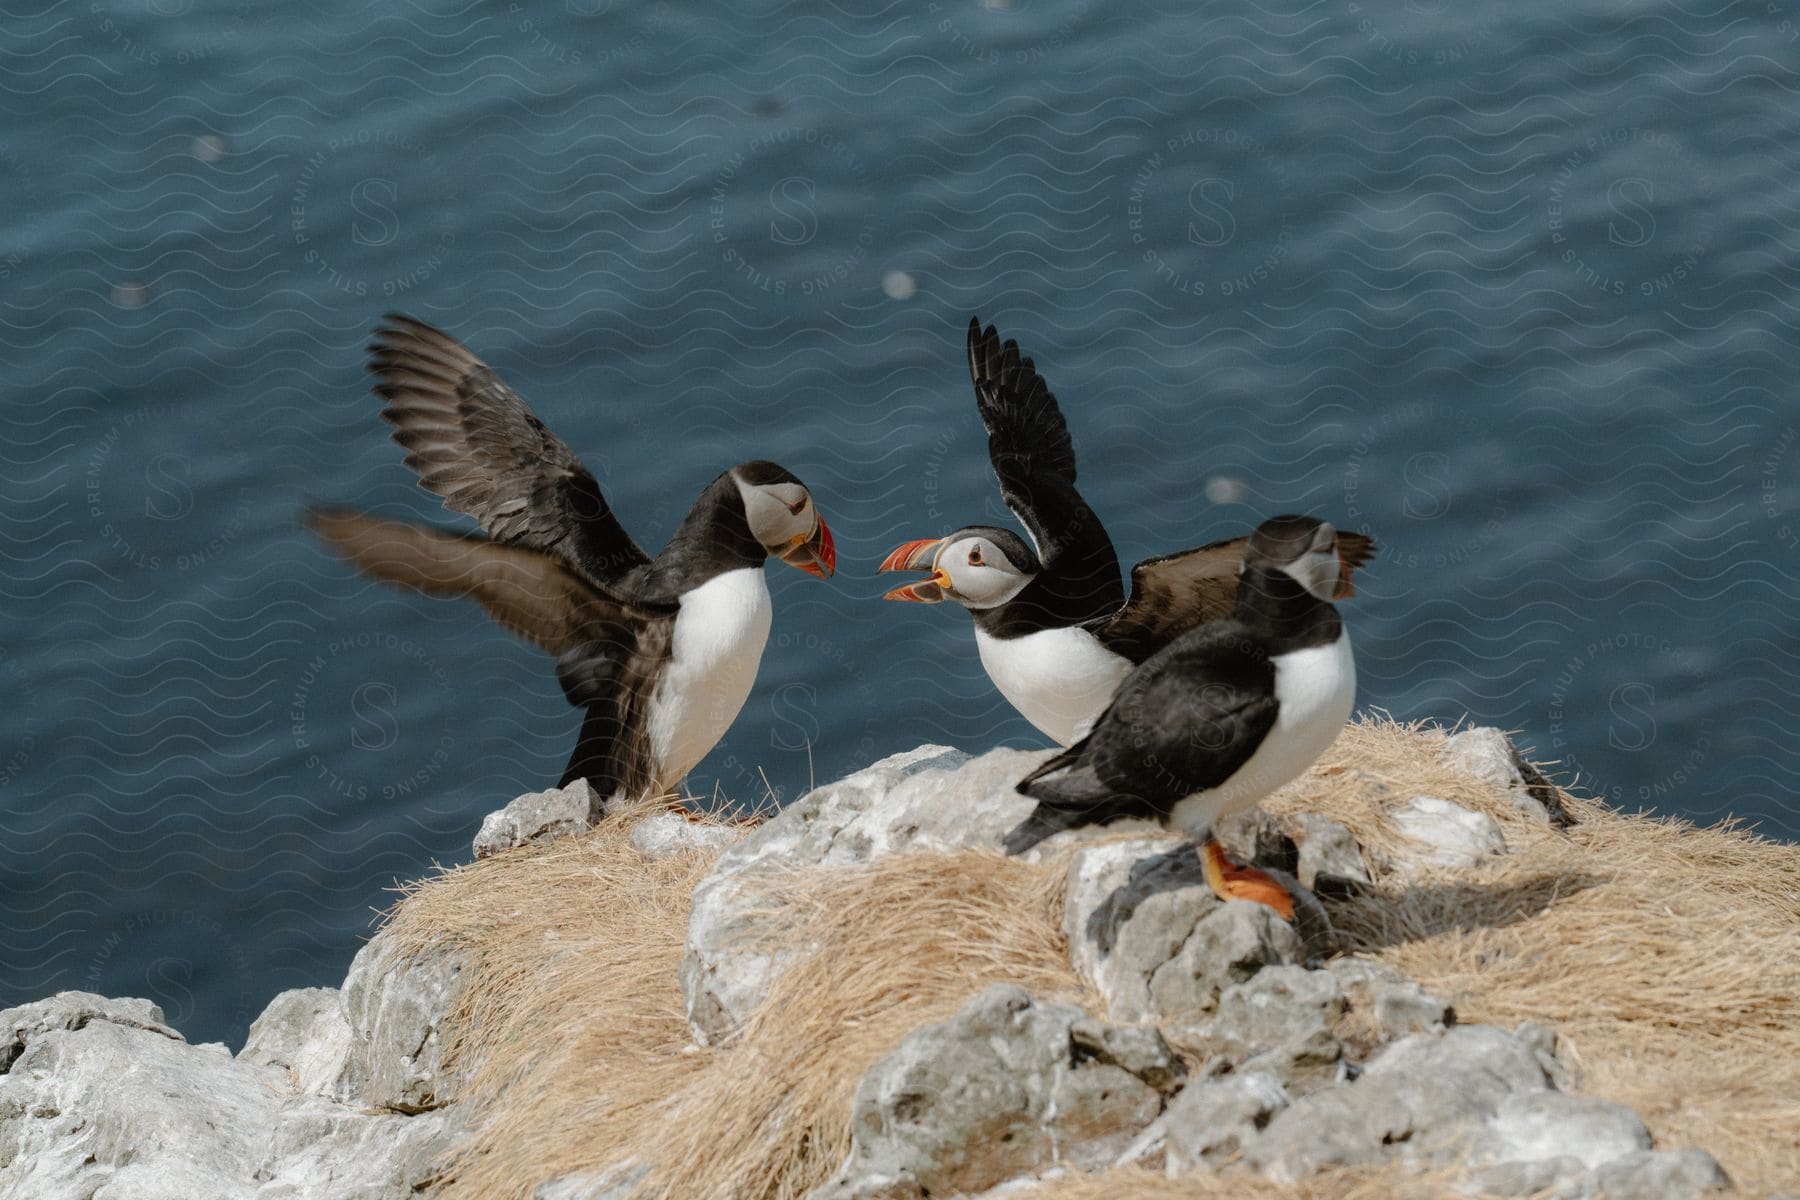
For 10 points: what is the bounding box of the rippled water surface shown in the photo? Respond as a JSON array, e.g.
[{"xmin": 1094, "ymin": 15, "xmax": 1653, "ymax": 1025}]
[{"xmin": 4, "ymin": 0, "xmax": 1799, "ymax": 1043}]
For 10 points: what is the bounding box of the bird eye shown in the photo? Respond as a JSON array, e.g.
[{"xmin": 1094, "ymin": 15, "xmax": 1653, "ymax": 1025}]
[
  {"xmin": 967, "ymin": 546, "xmax": 984, "ymax": 566},
  {"xmin": 787, "ymin": 496, "xmax": 807, "ymax": 516}
]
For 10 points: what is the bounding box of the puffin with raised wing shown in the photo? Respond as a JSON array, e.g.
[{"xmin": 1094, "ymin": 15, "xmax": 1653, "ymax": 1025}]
[
  {"xmin": 880, "ymin": 317, "xmax": 1373, "ymax": 746},
  {"xmin": 308, "ymin": 315, "xmax": 836, "ymax": 808},
  {"xmin": 1001, "ymin": 515, "xmax": 1362, "ymax": 920}
]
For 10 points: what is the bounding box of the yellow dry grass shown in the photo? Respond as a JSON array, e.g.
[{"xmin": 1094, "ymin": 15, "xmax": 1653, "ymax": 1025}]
[
  {"xmin": 991, "ymin": 1164, "xmax": 1462, "ymax": 1198},
  {"xmin": 382, "ymin": 719, "xmax": 1800, "ymax": 1200}
]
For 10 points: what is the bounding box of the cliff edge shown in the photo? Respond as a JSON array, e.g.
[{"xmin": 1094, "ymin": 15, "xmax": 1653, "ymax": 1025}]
[{"xmin": 2, "ymin": 719, "xmax": 1795, "ymax": 1200}]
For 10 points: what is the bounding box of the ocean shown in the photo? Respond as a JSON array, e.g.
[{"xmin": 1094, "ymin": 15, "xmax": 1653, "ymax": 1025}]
[{"xmin": 2, "ymin": 0, "xmax": 1797, "ymax": 1044}]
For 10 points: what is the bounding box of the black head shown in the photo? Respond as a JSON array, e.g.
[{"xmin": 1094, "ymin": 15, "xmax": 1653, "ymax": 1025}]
[
  {"xmin": 732, "ymin": 459, "xmax": 804, "ymax": 489},
  {"xmin": 1245, "ymin": 514, "xmax": 1342, "ymax": 602},
  {"xmin": 726, "ymin": 460, "xmax": 835, "ymax": 577}
]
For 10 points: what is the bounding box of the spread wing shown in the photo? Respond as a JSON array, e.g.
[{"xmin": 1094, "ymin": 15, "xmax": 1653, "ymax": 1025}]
[
  {"xmin": 369, "ymin": 315, "xmax": 651, "ymax": 588},
  {"xmin": 310, "ymin": 507, "xmax": 678, "ymax": 798},
  {"xmin": 1091, "ymin": 535, "xmax": 1248, "ymax": 663},
  {"xmin": 306, "ymin": 508, "xmax": 677, "ymax": 708},
  {"xmin": 967, "ymin": 317, "xmax": 1122, "ymax": 618},
  {"xmin": 1092, "ymin": 530, "xmax": 1378, "ymax": 664},
  {"xmin": 968, "ymin": 319, "xmax": 1116, "ymax": 562}
]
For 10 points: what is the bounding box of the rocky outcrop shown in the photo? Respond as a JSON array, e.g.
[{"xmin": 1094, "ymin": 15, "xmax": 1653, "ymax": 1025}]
[
  {"xmin": 678, "ymin": 746, "xmax": 1337, "ymax": 1046},
  {"xmin": 1440, "ymin": 726, "xmax": 1575, "ymax": 827},
  {"xmin": 473, "ymin": 778, "xmax": 602, "ymax": 859},
  {"xmin": 332, "ymin": 934, "xmax": 468, "ymax": 1112},
  {"xmin": 677, "ymin": 730, "xmax": 1734, "ymax": 1200},
  {"xmin": 0, "ymin": 726, "xmax": 1747, "ymax": 1200},
  {"xmin": 628, "ymin": 812, "xmax": 746, "ymax": 861},
  {"xmin": 811, "ymin": 984, "xmax": 1184, "ymax": 1200},
  {"xmin": 680, "ymin": 744, "xmax": 1043, "ymax": 1043},
  {"xmin": 1389, "ymin": 793, "xmax": 1508, "ymax": 873},
  {"xmin": 0, "ymin": 930, "xmax": 470, "ymax": 1200}
]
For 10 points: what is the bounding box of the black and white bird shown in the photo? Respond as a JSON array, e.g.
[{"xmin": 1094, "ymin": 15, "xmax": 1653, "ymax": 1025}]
[
  {"xmin": 1000, "ymin": 515, "xmax": 1362, "ymax": 918},
  {"xmin": 308, "ymin": 315, "xmax": 836, "ymax": 805},
  {"xmin": 880, "ymin": 317, "xmax": 1373, "ymax": 746}
]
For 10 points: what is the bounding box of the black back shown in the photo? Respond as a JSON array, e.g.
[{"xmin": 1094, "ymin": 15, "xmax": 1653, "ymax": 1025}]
[{"xmin": 1002, "ymin": 522, "xmax": 1350, "ymax": 853}]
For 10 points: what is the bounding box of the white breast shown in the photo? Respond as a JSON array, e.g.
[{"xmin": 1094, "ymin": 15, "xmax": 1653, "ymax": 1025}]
[
  {"xmin": 646, "ymin": 567, "xmax": 773, "ymax": 792},
  {"xmin": 973, "ymin": 625, "xmax": 1135, "ymax": 747},
  {"xmin": 1169, "ymin": 629, "xmax": 1356, "ymax": 837}
]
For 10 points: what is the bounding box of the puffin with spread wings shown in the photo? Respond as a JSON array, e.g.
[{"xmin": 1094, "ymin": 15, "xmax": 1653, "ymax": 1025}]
[
  {"xmin": 308, "ymin": 316, "xmax": 836, "ymax": 808},
  {"xmin": 879, "ymin": 317, "xmax": 1373, "ymax": 746}
]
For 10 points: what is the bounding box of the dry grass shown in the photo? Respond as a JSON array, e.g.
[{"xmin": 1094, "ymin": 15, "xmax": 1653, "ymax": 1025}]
[
  {"xmin": 382, "ymin": 719, "xmax": 1800, "ymax": 1200},
  {"xmin": 1276, "ymin": 720, "xmax": 1800, "ymax": 1198},
  {"xmin": 991, "ymin": 1164, "xmax": 1461, "ymax": 1198},
  {"xmin": 385, "ymin": 798, "xmax": 1078, "ymax": 1200}
]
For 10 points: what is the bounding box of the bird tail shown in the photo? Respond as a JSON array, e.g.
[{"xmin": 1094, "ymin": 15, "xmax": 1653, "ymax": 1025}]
[
  {"xmin": 1001, "ymin": 764, "xmax": 1124, "ymax": 855},
  {"xmin": 1001, "ymin": 804, "xmax": 1078, "ymax": 855}
]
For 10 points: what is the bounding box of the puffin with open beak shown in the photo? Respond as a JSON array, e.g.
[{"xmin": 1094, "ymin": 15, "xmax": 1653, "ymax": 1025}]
[
  {"xmin": 881, "ymin": 317, "xmax": 1373, "ymax": 746},
  {"xmin": 309, "ymin": 315, "xmax": 836, "ymax": 810}
]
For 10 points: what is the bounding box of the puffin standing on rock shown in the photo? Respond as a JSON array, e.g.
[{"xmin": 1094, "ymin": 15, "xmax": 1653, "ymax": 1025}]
[
  {"xmin": 1001, "ymin": 515, "xmax": 1363, "ymax": 920},
  {"xmin": 880, "ymin": 317, "xmax": 1374, "ymax": 746},
  {"xmin": 309, "ymin": 315, "xmax": 836, "ymax": 806}
]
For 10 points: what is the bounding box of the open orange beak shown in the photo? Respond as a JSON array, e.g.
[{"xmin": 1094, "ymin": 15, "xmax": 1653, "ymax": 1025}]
[
  {"xmin": 878, "ymin": 536, "xmax": 951, "ymax": 602},
  {"xmin": 780, "ymin": 519, "xmax": 836, "ymax": 578},
  {"xmin": 1333, "ymin": 531, "xmax": 1377, "ymax": 600}
]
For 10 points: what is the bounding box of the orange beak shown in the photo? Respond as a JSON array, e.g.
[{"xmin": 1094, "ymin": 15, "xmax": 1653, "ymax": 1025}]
[
  {"xmin": 878, "ymin": 536, "xmax": 951, "ymax": 602},
  {"xmin": 780, "ymin": 518, "xmax": 836, "ymax": 578},
  {"xmin": 1333, "ymin": 532, "xmax": 1375, "ymax": 600}
]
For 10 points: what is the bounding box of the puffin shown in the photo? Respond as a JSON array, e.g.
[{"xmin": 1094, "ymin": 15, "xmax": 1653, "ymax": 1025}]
[
  {"xmin": 308, "ymin": 315, "xmax": 836, "ymax": 806},
  {"xmin": 1000, "ymin": 514, "xmax": 1361, "ymax": 919},
  {"xmin": 879, "ymin": 317, "xmax": 1374, "ymax": 746}
]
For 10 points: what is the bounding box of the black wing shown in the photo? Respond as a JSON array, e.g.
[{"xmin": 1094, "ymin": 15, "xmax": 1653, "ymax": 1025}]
[
  {"xmin": 1037, "ymin": 622, "xmax": 1279, "ymax": 807},
  {"xmin": 370, "ymin": 315, "xmax": 651, "ymax": 588},
  {"xmin": 967, "ymin": 318, "xmax": 1122, "ymax": 611}
]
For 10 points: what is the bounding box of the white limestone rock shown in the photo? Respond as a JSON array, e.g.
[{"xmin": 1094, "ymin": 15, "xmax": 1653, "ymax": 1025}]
[
  {"xmin": 809, "ymin": 984, "xmax": 1182, "ymax": 1200},
  {"xmin": 0, "ymin": 992, "xmax": 461, "ymax": 1200},
  {"xmin": 1440, "ymin": 727, "xmax": 1573, "ymax": 826},
  {"xmin": 629, "ymin": 812, "xmax": 746, "ymax": 861},
  {"xmin": 332, "ymin": 933, "xmax": 469, "ymax": 1112},
  {"xmin": 0, "ymin": 991, "xmax": 178, "ymax": 1074},
  {"xmin": 1390, "ymin": 795, "xmax": 1507, "ymax": 873},
  {"xmin": 679, "ymin": 744, "xmax": 1036, "ymax": 1043},
  {"xmin": 239, "ymin": 986, "xmax": 352, "ymax": 1097},
  {"xmin": 1062, "ymin": 840, "xmax": 1309, "ymax": 1027},
  {"xmin": 474, "ymin": 778, "xmax": 602, "ymax": 859}
]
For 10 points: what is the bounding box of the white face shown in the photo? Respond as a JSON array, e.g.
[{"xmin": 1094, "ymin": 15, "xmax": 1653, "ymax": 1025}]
[
  {"xmin": 737, "ymin": 477, "xmax": 817, "ymax": 552},
  {"xmin": 938, "ymin": 534, "xmax": 1034, "ymax": 609},
  {"xmin": 1278, "ymin": 522, "xmax": 1342, "ymax": 602}
]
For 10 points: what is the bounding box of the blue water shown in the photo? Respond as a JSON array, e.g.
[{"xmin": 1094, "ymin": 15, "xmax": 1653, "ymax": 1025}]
[{"xmin": 3, "ymin": 0, "xmax": 1798, "ymax": 1046}]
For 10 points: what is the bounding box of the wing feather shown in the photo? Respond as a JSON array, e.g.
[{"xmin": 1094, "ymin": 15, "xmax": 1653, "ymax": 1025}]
[
  {"xmin": 1093, "ymin": 530, "xmax": 1377, "ymax": 663},
  {"xmin": 1027, "ymin": 621, "xmax": 1279, "ymax": 811},
  {"xmin": 1092, "ymin": 535, "xmax": 1247, "ymax": 663},
  {"xmin": 966, "ymin": 317, "xmax": 1122, "ymax": 615},
  {"xmin": 306, "ymin": 508, "xmax": 675, "ymax": 667},
  {"xmin": 369, "ymin": 315, "xmax": 651, "ymax": 588}
]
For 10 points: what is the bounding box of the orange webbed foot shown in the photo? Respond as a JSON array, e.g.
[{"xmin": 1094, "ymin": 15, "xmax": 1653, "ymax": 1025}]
[{"xmin": 1201, "ymin": 839, "xmax": 1295, "ymax": 921}]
